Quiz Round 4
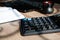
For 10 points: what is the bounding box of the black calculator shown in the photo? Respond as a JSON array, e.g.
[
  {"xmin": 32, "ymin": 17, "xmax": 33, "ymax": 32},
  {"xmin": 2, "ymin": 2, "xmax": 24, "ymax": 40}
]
[{"xmin": 20, "ymin": 14, "xmax": 60, "ymax": 36}]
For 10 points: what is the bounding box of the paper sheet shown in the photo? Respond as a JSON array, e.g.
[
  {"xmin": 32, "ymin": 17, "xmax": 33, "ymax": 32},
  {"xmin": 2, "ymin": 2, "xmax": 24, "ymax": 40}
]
[{"xmin": 0, "ymin": 7, "xmax": 25, "ymax": 23}]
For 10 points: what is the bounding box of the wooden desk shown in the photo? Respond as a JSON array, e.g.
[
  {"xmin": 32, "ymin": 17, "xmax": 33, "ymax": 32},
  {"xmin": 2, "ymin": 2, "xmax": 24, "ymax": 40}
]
[
  {"xmin": 0, "ymin": 8, "xmax": 60, "ymax": 40},
  {"xmin": 0, "ymin": 3, "xmax": 60, "ymax": 40}
]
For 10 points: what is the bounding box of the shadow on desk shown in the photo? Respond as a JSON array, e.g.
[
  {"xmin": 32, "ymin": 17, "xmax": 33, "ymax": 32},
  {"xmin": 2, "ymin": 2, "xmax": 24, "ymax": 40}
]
[
  {"xmin": 0, "ymin": 29, "xmax": 19, "ymax": 38},
  {"xmin": 39, "ymin": 35, "xmax": 49, "ymax": 40}
]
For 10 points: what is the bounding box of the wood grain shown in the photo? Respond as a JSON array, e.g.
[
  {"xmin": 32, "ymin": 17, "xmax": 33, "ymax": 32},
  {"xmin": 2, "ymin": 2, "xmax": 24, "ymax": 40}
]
[
  {"xmin": 0, "ymin": 8, "xmax": 60, "ymax": 40},
  {"xmin": 0, "ymin": 4, "xmax": 60, "ymax": 40}
]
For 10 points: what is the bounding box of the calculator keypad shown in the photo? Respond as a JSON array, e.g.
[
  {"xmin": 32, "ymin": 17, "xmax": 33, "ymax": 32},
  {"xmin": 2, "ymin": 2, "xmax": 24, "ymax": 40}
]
[{"xmin": 20, "ymin": 14, "xmax": 60, "ymax": 36}]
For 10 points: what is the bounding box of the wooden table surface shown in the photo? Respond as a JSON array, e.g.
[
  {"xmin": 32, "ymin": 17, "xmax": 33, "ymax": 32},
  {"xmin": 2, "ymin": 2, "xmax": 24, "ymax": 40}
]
[{"xmin": 0, "ymin": 4, "xmax": 60, "ymax": 40}]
